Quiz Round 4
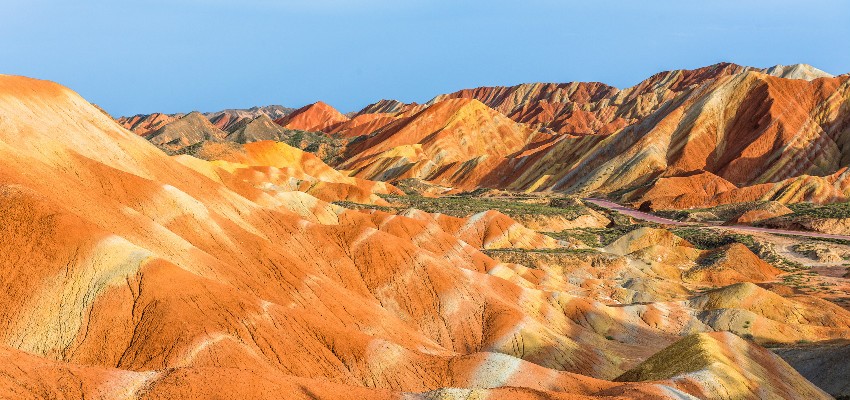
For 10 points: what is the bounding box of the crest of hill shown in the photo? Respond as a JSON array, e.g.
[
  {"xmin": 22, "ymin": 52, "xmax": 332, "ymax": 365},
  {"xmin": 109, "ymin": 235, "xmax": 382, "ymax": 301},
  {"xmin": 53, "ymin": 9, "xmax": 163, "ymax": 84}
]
[{"xmin": 274, "ymin": 101, "xmax": 349, "ymax": 132}]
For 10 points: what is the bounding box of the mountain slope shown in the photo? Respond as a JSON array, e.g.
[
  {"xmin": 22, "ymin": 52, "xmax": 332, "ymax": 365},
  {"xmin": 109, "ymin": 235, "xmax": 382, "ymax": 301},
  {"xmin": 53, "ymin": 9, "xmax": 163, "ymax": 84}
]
[
  {"xmin": 144, "ymin": 111, "xmax": 228, "ymax": 153},
  {"xmin": 340, "ymin": 98, "xmax": 550, "ymax": 188},
  {"xmin": 224, "ymin": 114, "xmax": 291, "ymax": 143}
]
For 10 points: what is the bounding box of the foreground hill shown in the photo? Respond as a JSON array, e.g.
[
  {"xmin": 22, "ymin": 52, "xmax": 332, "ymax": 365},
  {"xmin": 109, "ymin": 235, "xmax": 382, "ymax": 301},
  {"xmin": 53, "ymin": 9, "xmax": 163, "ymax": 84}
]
[{"xmin": 2, "ymin": 74, "xmax": 849, "ymax": 398}]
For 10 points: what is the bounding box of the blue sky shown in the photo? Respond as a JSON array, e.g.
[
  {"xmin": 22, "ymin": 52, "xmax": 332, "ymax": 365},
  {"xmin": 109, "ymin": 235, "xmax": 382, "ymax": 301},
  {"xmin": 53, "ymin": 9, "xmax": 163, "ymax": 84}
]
[{"xmin": 2, "ymin": 0, "xmax": 848, "ymax": 116}]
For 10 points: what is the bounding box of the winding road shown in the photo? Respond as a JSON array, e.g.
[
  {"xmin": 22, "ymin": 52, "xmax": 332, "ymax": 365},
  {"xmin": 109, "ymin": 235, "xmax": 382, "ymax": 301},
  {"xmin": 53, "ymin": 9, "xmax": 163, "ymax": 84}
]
[{"xmin": 585, "ymin": 198, "xmax": 850, "ymax": 242}]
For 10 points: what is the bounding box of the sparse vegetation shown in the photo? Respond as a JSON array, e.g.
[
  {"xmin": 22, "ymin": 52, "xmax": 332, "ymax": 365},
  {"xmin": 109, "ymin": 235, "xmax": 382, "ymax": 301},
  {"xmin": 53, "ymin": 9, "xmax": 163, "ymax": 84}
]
[
  {"xmin": 380, "ymin": 194, "xmax": 591, "ymax": 219},
  {"xmin": 331, "ymin": 201, "xmax": 394, "ymax": 212},
  {"xmin": 787, "ymin": 201, "xmax": 850, "ymax": 218},
  {"xmin": 670, "ymin": 227, "xmax": 756, "ymax": 250},
  {"xmin": 546, "ymin": 224, "xmax": 656, "ymax": 248},
  {"xmin": 546, "ymin": 229, "xmax": 602, "ymax": 247},
  {"xmin": 482, "ymin": 248, "xmax": 600, "ymax": 258},
  {"xmin": 281, "ymin": 128, "xmax": 348, "ymax": 164}
]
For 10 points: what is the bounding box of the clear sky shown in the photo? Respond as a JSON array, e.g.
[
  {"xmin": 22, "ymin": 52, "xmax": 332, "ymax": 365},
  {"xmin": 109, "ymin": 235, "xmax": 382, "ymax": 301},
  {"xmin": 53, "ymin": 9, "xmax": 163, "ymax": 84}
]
[{"xmin": 2, "ymin": 0, "xmax": 848, "ymax": 116}]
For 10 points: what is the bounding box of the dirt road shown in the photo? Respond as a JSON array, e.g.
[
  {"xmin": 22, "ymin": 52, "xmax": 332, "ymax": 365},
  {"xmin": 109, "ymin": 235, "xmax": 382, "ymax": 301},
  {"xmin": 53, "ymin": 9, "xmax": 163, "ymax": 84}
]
[{"xmin": 585, "ymin": 198, "xmax": 850, "ymax": 241}]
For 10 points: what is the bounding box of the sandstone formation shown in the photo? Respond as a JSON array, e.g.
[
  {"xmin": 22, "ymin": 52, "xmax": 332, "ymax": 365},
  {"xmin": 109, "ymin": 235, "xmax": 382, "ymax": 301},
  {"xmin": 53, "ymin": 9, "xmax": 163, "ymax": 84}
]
[
  {"xmin": 339, "ymin": 98, "xmax": 549, "ymax": 188},
  {"xmin": 727, "ymin": 201, "xmax": 794, "ymax": 224},
  {"xmin": 10, "ymin": 63, "xmax": 850, "ymax": 398},
  {"xmin": 683, "ymin": 243, "xmax": 782, "ymax": 286}
]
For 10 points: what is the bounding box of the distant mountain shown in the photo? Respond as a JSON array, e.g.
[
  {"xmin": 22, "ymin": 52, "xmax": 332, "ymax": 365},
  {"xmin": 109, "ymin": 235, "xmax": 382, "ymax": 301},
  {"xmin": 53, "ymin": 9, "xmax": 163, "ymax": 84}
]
[
  {"xmin": 146, "ymin": 111, "xmax": 228, "ymax": 153},
  {"xmin": 119, "ymin": 62, "xmax": 850, "ymax": 210},
  {"xmin": 117, "ymin": 112, "xmax": 181, "ymax": 135},
  {"xmin": 224, "ymin": 114, "xmax": 291, "ymax": 143},
  {"xmin": 273, "ymin": 101, "xmax": 349, "ymax": 132},
  {"xmin": 118, "ymin": 105, "xmax": 294, "ymax": 135},
  {"xmin": 206, "ymin": 105, "xmax": 294, "ymax": 130},
  {"xmin": 355, "ymin": 99, "xmax": 414, "ymax": 115},
  {"xmin": 340, "ymin": 63, "xmax": 850, "ymax": 209}
]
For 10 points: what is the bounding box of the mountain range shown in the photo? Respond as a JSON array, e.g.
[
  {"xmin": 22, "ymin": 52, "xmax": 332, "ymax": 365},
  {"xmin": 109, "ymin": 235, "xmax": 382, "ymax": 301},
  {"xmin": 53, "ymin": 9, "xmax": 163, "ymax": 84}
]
[
  {"xmin": 120, "ymin": 63, "xmax": 849, "ymax": 211},
  {"xmin": 0, "ymin": 63, "xmax": 849, "ymax": 399}
]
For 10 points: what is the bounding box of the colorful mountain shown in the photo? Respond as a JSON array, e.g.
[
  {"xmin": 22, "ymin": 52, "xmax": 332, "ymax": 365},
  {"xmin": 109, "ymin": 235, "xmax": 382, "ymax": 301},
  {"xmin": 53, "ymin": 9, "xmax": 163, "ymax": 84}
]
[{"xmin": 3, "ymin": 73, "xmax": 848, "ymax": 399}]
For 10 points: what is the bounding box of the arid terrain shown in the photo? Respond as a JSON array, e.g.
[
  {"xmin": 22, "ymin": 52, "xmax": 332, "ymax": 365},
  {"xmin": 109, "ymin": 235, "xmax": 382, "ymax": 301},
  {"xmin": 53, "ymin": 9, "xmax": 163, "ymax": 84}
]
[{"xmin": 2, "ymin": 63, "xmax": 850, "ymax": 399}]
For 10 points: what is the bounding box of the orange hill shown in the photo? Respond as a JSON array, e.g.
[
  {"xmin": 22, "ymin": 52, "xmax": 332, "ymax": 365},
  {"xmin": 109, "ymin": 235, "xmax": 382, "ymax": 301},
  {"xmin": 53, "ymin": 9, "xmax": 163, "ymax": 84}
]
[{"xmin": 274, "ymin": 101, "xmax": 349, "ymax": 132}]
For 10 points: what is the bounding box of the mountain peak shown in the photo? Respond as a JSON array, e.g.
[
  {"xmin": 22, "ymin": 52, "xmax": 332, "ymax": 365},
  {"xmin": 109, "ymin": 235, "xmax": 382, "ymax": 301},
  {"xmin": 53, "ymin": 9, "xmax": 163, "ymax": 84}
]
[
  {"xmin": 274, "ymin": 101, "xmax": 349, "ymax": 132},
  {"xmin": 762, "ymin": 64, "xmax": 834, "ymax": 81}
]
